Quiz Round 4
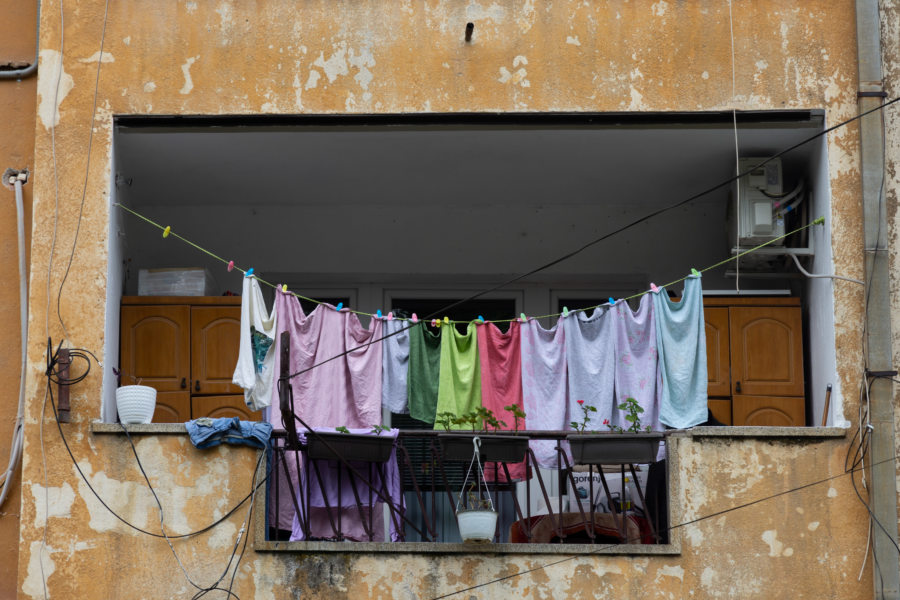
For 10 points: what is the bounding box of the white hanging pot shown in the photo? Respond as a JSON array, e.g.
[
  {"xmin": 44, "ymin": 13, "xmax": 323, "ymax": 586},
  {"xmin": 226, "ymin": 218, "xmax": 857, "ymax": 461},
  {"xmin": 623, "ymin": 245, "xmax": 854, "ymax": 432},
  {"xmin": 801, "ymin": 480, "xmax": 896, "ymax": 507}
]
[
  {"xmin": 457, "ymin": 508, "xmax": 498, "ymax": 543},
  {"xmin": 116, "ymin": 385, "xmax": 157, "ymax": 424},
  {"xmin": 455, "ymin": 436, "xmax": 498, "ymax": 543}
]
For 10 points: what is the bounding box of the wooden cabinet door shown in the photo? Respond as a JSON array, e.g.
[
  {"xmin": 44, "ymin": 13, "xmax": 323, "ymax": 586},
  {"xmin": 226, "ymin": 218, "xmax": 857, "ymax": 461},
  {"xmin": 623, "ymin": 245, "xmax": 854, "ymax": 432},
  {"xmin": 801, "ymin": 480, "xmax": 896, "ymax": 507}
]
[
  {"xmin": 191, "ymin": 306, "xmax": 242, "ymax": 395},
  {"xmin": 192, "ymin": 395, "xmax": 262, "ymax": 421},
  {"xmin": 120, "ymin": 305, "xmax": 190, "ymax": 393},
  {"xmin": 705, "ymin": 308, "xmax": 731, "ymax": 397},
  {"xmin": 732, "ymin": 395, "xmax": 805, "ymax": 427},
  {"xmin": 153, "ymin": 391, "xmax": 191, "ymax": 423},
  {"xmin": 707, "ymin": 399, "xmax": 732, "ymax": 425},
  {"xmin": 729, "ymin": 307, "xmax": 804, "ymax": 398}
]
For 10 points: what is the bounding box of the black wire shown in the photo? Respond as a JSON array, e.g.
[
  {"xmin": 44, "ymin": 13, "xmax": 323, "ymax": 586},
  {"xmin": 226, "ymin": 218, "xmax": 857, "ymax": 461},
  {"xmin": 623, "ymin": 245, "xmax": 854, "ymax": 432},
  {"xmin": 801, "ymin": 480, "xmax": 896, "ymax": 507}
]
[
  {"xmin": 44, "ymin": 361, "xmax": 274, "ymax": 541},
  {"xmin": 280, "ymin": 96, "xmax": 900, "ymax": 383},
  {"xmin": 121, "ymin": 423, "xmax": 260, "ymax": 599}
]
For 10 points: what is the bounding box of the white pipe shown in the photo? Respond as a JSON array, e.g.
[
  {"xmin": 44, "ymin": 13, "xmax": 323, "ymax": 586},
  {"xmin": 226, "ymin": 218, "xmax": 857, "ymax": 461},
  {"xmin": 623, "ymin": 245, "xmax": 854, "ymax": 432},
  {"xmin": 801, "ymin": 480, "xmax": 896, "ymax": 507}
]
[
  {"xmin": 789, "ymin": 253, "xmax": 864, "ymax": 286},
  {"xmin": 0, "ymin": 176, "xmax": 28, "ymax": 508}
]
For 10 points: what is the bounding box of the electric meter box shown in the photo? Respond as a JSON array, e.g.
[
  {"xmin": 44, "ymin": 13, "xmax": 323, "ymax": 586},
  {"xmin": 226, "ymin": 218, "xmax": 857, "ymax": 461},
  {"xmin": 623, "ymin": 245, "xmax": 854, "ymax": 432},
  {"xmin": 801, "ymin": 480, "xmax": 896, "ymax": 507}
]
[{"xmin": 728, "ymin": 157, "xmax": 785, "ymax": 247}]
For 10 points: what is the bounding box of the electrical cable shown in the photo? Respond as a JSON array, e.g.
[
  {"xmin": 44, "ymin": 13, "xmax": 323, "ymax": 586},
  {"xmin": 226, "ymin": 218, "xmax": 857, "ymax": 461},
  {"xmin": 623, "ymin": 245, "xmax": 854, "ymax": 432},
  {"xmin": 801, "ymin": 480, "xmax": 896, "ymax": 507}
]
[
  {"xmin": 425, "ymin": 451, "xmax": 900, "ymax": 600},
  {"xmin": 43, "ymin": 343, "xmax": 274, "ymax": 541},
  {"xmin": 55, "ymin": 0, "xmax": 111, "ymax": 340}
]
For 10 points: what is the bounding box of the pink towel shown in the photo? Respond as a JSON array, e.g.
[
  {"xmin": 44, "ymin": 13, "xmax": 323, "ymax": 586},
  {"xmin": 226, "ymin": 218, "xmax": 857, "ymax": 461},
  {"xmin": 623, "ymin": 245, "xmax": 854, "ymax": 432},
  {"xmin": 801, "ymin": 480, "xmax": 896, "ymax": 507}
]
[{"xmin": 478, "ymin": 322, "xmax": 526, "ymax": 480}]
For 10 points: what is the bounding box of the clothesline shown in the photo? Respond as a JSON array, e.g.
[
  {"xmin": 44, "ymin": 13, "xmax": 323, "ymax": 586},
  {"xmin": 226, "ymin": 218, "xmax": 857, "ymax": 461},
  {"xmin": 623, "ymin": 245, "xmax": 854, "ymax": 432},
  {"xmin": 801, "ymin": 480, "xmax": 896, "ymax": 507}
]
[{"xmin": 114, "ymin": 202, "xmax": 823, "ymax": 324}]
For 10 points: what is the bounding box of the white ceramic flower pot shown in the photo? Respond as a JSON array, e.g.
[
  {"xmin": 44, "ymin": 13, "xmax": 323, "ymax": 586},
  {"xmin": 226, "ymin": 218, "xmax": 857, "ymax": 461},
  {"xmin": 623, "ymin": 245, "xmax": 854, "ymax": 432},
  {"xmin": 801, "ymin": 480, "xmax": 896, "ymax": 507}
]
[
  {"xmin": 116, "ymin": 385, "xmax": 157, "ymax": 424},
  {"xmin": 456, "ymin": 509, "xmax": 498, "ymax": 543}
]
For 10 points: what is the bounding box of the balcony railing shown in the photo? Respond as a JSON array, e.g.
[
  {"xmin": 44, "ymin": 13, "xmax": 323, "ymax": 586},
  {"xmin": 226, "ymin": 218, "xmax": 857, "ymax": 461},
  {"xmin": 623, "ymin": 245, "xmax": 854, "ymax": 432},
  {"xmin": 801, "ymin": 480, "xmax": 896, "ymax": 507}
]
[{"xmin": 266, "ymin": 429, "xmax": 667, "ymax": 546}]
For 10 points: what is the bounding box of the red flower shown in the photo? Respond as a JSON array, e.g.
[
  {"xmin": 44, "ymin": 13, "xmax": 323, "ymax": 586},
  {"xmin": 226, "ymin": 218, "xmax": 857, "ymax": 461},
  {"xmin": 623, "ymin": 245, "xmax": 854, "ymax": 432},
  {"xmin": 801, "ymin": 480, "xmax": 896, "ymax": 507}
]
[
  {"xmin": 577, "ymin": 399, "xmax": 584, "ymax": 405},
  {"xmin": 603, "ymin": 419, "xmax": 610, "ymax": 425}
]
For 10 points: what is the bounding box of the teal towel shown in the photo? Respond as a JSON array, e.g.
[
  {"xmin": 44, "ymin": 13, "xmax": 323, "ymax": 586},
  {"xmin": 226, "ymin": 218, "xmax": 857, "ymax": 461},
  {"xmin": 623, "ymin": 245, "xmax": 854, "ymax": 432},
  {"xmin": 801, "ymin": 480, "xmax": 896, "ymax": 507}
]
[{"xmin": 653, "ymin": 274, "xmax": 708, "ymax": 428}]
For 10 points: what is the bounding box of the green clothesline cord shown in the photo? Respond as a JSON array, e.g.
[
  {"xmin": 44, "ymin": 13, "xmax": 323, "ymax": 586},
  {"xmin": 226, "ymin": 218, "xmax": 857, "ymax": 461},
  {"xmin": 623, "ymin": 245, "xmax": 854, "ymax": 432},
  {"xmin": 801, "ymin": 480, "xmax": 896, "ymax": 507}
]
[{"xmin": 115, "ymin": 202, "xmax": 824, "ymax": 325}]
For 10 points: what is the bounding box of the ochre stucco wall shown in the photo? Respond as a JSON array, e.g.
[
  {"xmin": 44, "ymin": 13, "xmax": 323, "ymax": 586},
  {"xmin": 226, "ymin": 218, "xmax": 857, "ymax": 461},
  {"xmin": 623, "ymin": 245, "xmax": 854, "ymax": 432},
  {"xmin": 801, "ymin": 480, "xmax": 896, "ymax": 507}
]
[
  {"xmin": 17, "ymin": 1, "xmax": 878, "ymax": 598},
  {"xmin": 0, "ymin": 1, "xmax": 37, "ymax": 597}
]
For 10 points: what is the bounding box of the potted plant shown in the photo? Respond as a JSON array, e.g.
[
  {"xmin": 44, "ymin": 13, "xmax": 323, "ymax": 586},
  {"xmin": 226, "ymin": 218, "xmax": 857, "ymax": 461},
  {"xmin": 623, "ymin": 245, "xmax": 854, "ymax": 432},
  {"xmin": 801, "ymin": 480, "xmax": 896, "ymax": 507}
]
[
  {"xmin": 438, "ymin": 408, "xmax": 528, "ymax": 463},
  {"xmin": 456, "ymin": 484, "xmax": 498, "ymax": 543},
  {"xmin": 566, "ymin": 398, "xmax": 662, "ymax": 465},
  {"xmin": 113, "ymin": 368, "xmax": 157, "ymax": 425},
  {"xmin": 305, "ymin": 424, "xmax": 396, "ymax": 463}
]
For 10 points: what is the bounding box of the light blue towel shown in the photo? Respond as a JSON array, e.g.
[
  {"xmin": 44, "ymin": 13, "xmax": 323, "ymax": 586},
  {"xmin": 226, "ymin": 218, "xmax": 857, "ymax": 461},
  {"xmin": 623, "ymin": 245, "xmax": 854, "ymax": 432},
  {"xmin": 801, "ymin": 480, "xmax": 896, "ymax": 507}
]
[
  {"xmin": 653, "ymin": 275, "xmax": 708, "ymax": 428},
  {"xmin": 382, "ymin": 319, "xmax": 410, "ymax": 414}
]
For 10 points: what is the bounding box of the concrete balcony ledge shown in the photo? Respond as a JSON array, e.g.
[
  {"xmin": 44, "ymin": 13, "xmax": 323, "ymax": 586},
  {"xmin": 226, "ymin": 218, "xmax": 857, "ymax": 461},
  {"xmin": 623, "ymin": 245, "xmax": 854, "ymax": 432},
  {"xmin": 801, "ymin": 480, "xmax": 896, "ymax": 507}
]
[
  {"xmin": 91, "ymin": 421, "xmax": 187, "ymax": 434},
  {"xmin": 681, "ymin": 426, "xmax": 847, "ymax": 438}
]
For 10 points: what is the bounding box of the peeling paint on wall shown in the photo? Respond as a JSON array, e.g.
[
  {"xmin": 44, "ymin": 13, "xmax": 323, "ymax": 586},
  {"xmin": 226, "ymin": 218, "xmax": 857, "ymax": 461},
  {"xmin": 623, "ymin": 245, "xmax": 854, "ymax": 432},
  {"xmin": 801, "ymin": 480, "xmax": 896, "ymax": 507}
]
[{"xmin": 36, "ymin": 50, "xmax": 73, "ymax": 129}]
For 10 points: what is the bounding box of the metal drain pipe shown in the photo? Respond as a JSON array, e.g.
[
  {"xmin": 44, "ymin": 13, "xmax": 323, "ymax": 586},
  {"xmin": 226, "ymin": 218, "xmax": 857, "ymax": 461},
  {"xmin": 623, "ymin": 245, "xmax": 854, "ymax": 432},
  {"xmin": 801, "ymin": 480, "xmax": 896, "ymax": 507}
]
[{"xmin": 855, "ymin": 0, "xmax": 899, "ymax": 597}]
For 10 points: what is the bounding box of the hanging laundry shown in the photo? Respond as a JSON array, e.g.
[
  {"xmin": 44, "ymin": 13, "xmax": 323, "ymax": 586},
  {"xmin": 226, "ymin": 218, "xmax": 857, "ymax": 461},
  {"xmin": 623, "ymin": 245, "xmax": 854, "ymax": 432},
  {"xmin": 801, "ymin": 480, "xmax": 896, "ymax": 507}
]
[
  {"xmin": 612, "ymin": 295, "xmax": 662, "ymax": 432},
  {"xmin": 477, "ymin": 321, "xmax": 526, "ymax": 481},
  {"xmin": 653, "ymin": 274, "xmax": 708, "ymax": 429},
  {"xmin": 269, "ymin": 291, "xmax": 383, "ymax": 430},
  {"xmin": 232, "ymin": 275, "xmax": 277, "ymax": 411},
  {"xmin": 268, "ymin": 291, "xmax": 383, "ymax": 532},
  {"xmin": 382, "ymin": 319, "xmax": 410, "ymax": 414},
  {"xmin": 564, "ymin": 306, "xmax": 616, "ymax": 428},
  {"xmin": 407, "ymin": 324, "xmax": 442, "ymax": 425},
  {"xmin": 520, "ymin": 317, "xmax": 570, "ymax": 468},
  {"xmin": 434, "ymin": 322, "xmax": 482, "ymax": 428}
]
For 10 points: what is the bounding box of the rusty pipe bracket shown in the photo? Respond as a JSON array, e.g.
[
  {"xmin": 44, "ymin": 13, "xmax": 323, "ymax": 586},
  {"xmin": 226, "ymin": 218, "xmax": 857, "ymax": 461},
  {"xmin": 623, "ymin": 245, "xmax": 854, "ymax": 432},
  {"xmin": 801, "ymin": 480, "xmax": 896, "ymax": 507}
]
[{"xmin": 56, "ymin": 349, "xmax": 71, "ymax": 423}]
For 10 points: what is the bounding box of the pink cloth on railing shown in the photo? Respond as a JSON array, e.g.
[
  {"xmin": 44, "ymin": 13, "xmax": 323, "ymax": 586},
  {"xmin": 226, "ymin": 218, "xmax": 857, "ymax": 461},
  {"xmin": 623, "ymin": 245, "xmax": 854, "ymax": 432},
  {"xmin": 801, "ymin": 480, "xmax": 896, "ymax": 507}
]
[
  {"xmin": 291, "ymin": 428, "xmax": 404, "ymax": 542},
  {"xmin": 520, "ymin": 317, "xmax": 571, "ymax": 468},
  {"xmin": 477, "ymin": 322, "xmax": 527, "ymax": 481},
  {"xmin": 268, "ymin": 290, "xmax": 383, "ymax": 531}
]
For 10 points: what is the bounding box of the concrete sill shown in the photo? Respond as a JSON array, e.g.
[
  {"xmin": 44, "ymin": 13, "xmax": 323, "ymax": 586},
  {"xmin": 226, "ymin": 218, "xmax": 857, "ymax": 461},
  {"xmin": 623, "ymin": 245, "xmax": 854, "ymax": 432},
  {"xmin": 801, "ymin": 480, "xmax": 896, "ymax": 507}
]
[
  {"xmin": 683, "ymin": 426, "xmax": 847, "ymax": 438},
  {"xmin": 91, "ymin": 422, "xmax": 187, "ymax": 434},
  {"xmin": 255, "ymin": 540, "xmax": 680, "ymax": 555}
]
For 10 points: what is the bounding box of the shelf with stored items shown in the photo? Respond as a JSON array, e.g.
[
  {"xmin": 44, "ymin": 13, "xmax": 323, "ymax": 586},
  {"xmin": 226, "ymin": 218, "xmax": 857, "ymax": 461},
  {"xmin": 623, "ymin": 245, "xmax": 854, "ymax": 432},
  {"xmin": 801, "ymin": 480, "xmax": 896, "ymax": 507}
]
[
  {"xmin": 119, "ymin": 296, "xmax": 261, "ymax": 423},
  {"xmin": 703, "ymin": 296, "xmax": 805, "ymax": 426}
]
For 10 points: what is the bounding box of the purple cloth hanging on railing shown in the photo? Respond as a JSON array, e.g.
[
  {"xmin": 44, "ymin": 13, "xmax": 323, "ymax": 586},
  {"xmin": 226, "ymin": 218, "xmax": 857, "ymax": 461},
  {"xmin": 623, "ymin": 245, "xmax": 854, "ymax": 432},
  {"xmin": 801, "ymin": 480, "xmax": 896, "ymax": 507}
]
[{"xmin": 290, "ymin": 428, "xmax": 405, "ymax": 542}]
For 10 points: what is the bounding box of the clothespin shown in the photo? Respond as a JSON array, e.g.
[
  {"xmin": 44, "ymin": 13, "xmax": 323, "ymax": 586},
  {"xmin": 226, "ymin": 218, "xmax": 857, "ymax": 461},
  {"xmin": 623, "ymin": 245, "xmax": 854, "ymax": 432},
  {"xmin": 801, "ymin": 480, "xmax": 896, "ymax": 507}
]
[
  {"xmin": 245, "ymin": 268, "xmax": 254, "ymax": 277},
  {"xmin": 476, "ymin": 315, "xmax": 485, "ymax": 323},
  {"xmin": 562, "ymin": 306, "xmax": 569, "ymax": 317},
  {"xmin": 162, "ymin": 226, "xmax": 171, "ymax": 238},
  {"xmin": 691, "ymin": 268, "xmax": 700, "ymax": 277},
  {"xmin": 519, "ymin": 313, "xmax": 527, "ymax": 322},
  {"xmin": 608, "ymin": 297, "xmax": 616, "ymax": 306},
  {"xmin": 650, "ymin": 283, "xmax": 659, "ymax": 293},
  {"xmin": 377, "ymin": 310, "xmax": 383, "ymax": 319},
  {"xmin": 431, "ymin": 319, "xmax": 438, "ymax": 327},
  {"xmin": 411, "ymin": 313, "xmax": 418, "ymax": 323},
  {"xmin": 335, "ymin": 302, "xmax": 343, "ymax": 311},
  {"xmin": 387, "ymin": 312, "xmax": 393, "ymax": 321},
  {"xmin": 227, "ymin": 260, "xmax": 234, "ymax": 272},
  {"xmin": 443, "ymin": 316, "xmax": 450, "ymax": 325},
  {"xmin": 282, "ymin": 284, "xmax": 288, "ymax": 293}
]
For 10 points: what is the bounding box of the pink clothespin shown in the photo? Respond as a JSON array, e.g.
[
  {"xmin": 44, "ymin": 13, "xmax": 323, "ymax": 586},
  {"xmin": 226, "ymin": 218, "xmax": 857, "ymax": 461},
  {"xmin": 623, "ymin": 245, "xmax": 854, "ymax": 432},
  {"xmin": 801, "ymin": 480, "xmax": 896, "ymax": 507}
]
[
  {"xmin": 411, "ymin": 313, "xmax": 418, "ymax": 323},
  {"xmin": 650, "ymin": 283, "xmax": 659, "ymax": 293},
  {"xmin": 227, "ymin": 260, "xmax": 234, "ymax": 272},
  {"xmin": 387, "ymin": 312, "xmax": 393, "ymax": 321}
]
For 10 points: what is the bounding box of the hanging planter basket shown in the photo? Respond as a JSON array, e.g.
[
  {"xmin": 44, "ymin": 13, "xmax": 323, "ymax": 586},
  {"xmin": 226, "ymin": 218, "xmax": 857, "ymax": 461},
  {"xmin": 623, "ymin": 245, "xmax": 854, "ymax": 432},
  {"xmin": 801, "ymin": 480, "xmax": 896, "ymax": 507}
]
[
  {"xmin": 455, "ymin": 437, "xmax": 498, "ymax": 543},
  {"xmin": 566, "ymin": 432, "xmax": 663, "ymax": 465},
  {"xmin": 116, "ymin": 385, "xmax": 157, "ymax": 424},
  {"xmin": 306, "ymin": 432, "xmax": 395, "ymax": 463},
  {"xmin": 439, "ymin": 433, "xmax": 528, "ymax": 463}
]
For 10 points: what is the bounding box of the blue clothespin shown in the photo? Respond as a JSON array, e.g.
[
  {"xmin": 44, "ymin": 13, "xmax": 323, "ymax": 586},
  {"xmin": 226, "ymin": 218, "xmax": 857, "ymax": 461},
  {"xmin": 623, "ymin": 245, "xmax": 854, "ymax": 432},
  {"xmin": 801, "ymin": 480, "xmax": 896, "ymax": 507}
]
[
  {"xmin": 335, "ymin": 302, "xmax": 343, "ymax": 311},
  {"xmin": 691, "ymin": 268, "xmax": 700, "ymax": 277},
  {"xmin": 245, "ymin": 268, "xmax": 254, "ymax": 277},
  {"xmin": 608, "ymin": 297, "xmax": 616, "ymax": 306},
  {"xmin": 562, "ymin": 306, "xmax": 569, "ymax": 317},
  {"xmin": 477, "ymin": 315, "xmax": 485, "ymax": 323},
  {"xmin": 377, "ymin": 309, "xmax": 383, "ymax": 319}
]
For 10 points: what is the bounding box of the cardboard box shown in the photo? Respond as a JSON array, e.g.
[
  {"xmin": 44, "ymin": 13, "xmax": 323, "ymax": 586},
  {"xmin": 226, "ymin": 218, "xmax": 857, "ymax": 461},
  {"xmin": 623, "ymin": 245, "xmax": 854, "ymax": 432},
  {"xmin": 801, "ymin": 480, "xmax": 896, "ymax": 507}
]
[{"xmin": 138, "ymin": 268, "xmax": 215, "ymax": 296}]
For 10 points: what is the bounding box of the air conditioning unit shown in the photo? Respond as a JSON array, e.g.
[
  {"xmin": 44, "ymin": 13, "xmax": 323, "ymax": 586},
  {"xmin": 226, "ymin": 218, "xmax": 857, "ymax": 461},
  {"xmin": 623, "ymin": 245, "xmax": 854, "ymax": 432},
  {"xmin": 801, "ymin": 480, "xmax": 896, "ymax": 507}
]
[{"xmin": 729, "ymin": 157, "xmax": 785, "ymax": 247}]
